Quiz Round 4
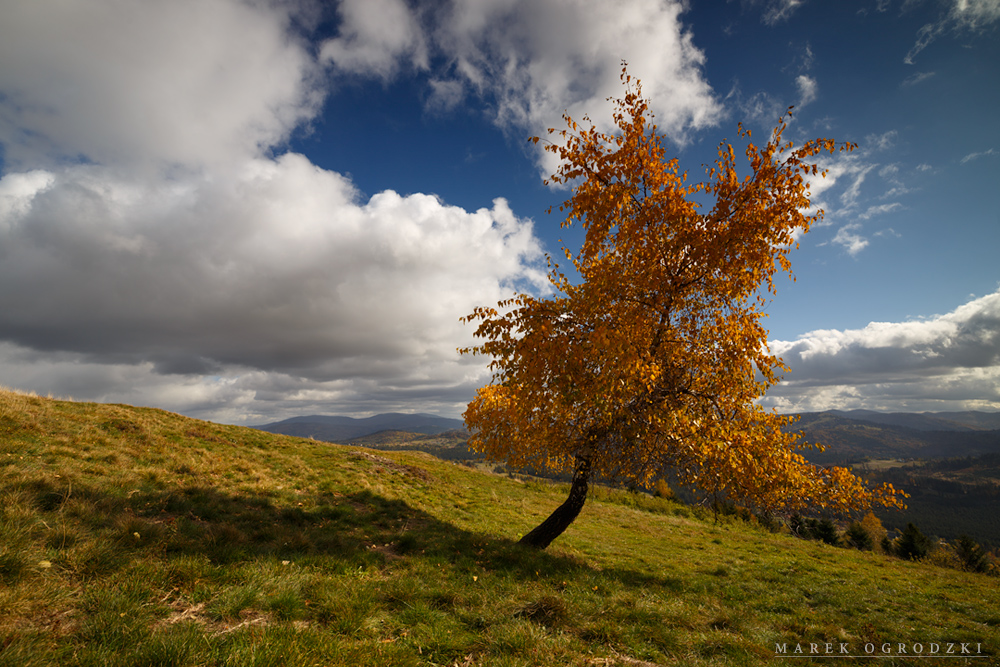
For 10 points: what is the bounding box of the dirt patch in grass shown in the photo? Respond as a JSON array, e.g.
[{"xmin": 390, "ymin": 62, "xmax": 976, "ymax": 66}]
[
  {"xmin": 159, "ymin": 597, "xmax": 278, "ymax": 636},
  {"xmin": 351, "ymin": 451, "xmax": 433, "ymax": 482}
]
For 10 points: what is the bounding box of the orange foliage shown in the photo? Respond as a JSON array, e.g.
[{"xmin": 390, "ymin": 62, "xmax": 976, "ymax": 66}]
[{"xmin": 461, "ymin": 66, "xmax": 905, "ymax": 516}]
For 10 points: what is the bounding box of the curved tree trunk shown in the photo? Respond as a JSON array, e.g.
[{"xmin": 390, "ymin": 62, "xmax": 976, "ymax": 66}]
[{"xmin": 519, "ymin": 454, "xmax": 592, "ymax": 550}]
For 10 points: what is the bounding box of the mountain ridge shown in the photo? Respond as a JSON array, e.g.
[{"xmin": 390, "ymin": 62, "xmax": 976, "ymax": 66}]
[
  {"xmin": 254, "ymin": 412, "xmax": 465, "ymax": 442},
  {"xmin": 253, "ymin": 409, "xmax": 1000, "ymax": 450},
  {"xmin": 825, "ymin": 409, "xmax": 1000, "ymax": 432}
]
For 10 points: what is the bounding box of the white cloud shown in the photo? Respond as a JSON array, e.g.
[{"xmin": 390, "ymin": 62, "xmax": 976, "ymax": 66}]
[
  {"xmin": 317, "ymin": 0, "xmax": 722, "ymax": 175},
  {"xmin": 760, "ymin": 0, "xmax": 807, "ymax": 25},
  {"xmin": 799, "ymin": 127, "xmax": 907, "ymax": 217},
  {"xmin": 900, "ymin": 70, "xmax": 936, "ymax": 87},
  {"xmin": 904, "ymin": 0, "xmax": 1000, "ymax": 64},
  {"xmin": 320, "ymin": 0, "xmax": 429, "ymax": 78},
  {"xmin": 960, "ymin": 148, "xmax": 998, "ymax": 163},
  {"xmin": 765, "ymin": 289, "xmax": 1000, "ymax": 412},
  {"xmin": 866, "ymin": 130, "xmax": 898, "ymax": 152},
  {"xmin": 951, "ymin": 0, "xmax": 1000, "ymax": 28},
  {"xmin": 0, "ymin": 0, "xmax": 555, "ymax": 423},
  {"xmin": 0, "ymin": 0, "xmax": 321, "ymax": 172},
  {"xmin": 442, "ymin": 0, "xmax": 722, "ymax": 171},
  {"xmin": 878, "ymin": 164, "xmax": 899, "ymax": 180},
  {"xmin": 795, "ymin": 74, "xmax": 818, "ymax": 107},
  {"xmin": 0, "ymin": 160, "xmax": 545, "ymax": 423},
  {"xmin": 858, "ymin": 202, "xmax": 903, "ymax": 219},
  {"xmin": 830, "ymin": 223, "xmax": 870, "ymax": 255},
  {"xmin": 426, "ymin": 78, "xmax": 468, "ymax": 113},
  {"xmin": 740, "ymin": 91, "xmax": 786, "ymax": 126},
  {"xmin": 839, "ymin": 164, "xmax": 877, "ymax": 208}
]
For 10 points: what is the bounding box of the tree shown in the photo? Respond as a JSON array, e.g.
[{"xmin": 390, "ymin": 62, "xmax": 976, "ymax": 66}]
[
  {"xmin": 953, "ymin": 535, "xmax": 988, "ymax": 573},
  {"xmin": 859, "ymin": 511, "xmax": 888, "ymax": 551},
  {"xmin": 845, "ymin": 521, "xmax": 874, "ymax": 550},
  {"xmin": 894, "ymin": 523, "xmax": 932, "ymax": 561},
  {"xmin": 812, "ymin": 518, "xmax": 840, "ymax": 546},
  {"xmin": 461, "ymin": 66, "xmax": 905, "ymax": 550}
]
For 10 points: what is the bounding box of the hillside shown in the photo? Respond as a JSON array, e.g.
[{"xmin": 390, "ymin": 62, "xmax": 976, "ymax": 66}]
[
  {"xmin": 859, "ymin": 453, "xmax": 1000, "ymax": 548},
  {"xmin": 1, "ymin": 389, "xmax": 998, "ymax": 666},
  {"xmin": 787, "ymin": 411, "xmax": 1000, "ymax": 464}
]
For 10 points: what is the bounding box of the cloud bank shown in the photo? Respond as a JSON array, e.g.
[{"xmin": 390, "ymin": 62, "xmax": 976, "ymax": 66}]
[
  {"xmin": 0, "ymin": 158, "xmax": 544, "ymax": 422},
  {"xmin": 0, "ymin": 0, "xmax": 559, "ymax": 422},
  {"xmin": 764, "ymin": 289, "xmax": 1000, "ymax": 413}
]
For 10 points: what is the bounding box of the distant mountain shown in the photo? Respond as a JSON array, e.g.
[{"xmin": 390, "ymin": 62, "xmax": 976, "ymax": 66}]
[
  {"xmin": 254, "ymin": 413, "xmax": 466, "ymax": 443},
  {"xmin": 827, "ymin": 409, "xmax": 1000, "ymax": 432},
  {"xmin": 787, "ymin": 411, "xmax": 1000, "ymax": 464},
  {"xmin": 255, "ymin": 409, "xmax": 1000, "ymax": 465}
]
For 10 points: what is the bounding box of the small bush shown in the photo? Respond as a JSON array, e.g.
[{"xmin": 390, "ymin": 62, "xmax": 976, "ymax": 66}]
[
  {"xmin": 652, "ymin": 479, "xmax": 675, "ymax": 501},
  {"xmin": 789, "ymin": 516, "xmax": 839, "ymax": 545}
]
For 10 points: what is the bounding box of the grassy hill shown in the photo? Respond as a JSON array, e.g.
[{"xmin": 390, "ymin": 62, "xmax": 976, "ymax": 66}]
[{"xmin": 1, "ymin": 389, "xmax": 997, "ymax": 666}]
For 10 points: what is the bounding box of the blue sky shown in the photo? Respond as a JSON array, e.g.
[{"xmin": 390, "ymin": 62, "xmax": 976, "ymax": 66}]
[{"xmin": 0, "ymin": 0, "xmax": 998, "ymax": 423}]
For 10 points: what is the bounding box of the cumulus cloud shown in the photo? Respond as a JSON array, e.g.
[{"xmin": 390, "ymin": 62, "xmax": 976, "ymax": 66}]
[
  {"xmin": 320, "ymin": 0, "xmax": 429, "ymax": 78},
  {"xmin": 318, "ymin": 0, "xmax": 722, "ymax": 174},
  {"xmin": 0, "ymin": 0, "xmax": 556, "ymax": 423},
  {"xmin": 0, "ymin": 160, "xmax": 544, "ymax": 422},
  {"xmin": 0, "ymin": 0, "xmax": 321, "ymax": 172},
  {"xmin": 764, "ymin": 289, "xmax": 1000, "ymax": 412},
  {"xmin": 440, "ymin": 0, "xmax": 721, "ymax": 140}
]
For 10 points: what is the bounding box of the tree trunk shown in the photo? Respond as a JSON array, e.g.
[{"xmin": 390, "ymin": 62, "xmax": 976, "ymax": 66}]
[{"xmin": 519, "ymin": 454, "xmax": 592, "ymax": 550}]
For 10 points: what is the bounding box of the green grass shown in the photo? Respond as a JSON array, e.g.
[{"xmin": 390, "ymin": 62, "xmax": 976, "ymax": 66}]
[{"xmin": 1, "ymin": 388, "xmax": 997, "ymax": 666}]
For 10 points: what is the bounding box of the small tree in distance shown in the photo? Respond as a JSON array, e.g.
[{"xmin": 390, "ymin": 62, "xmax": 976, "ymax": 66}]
[{"xmin": 461, "ymin": 66, "xmax": 905, "ymax": 550}]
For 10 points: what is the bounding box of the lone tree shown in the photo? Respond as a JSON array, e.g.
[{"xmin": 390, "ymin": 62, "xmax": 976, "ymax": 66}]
[{"xmin": 461, "ymin": 67, "xmax": 904, "ymax": 550}]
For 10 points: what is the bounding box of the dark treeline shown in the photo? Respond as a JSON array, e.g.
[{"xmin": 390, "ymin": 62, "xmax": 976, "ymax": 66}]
[{"xmin": 862, "ymin": 455, "xmax": 1000, "ymax": 548}]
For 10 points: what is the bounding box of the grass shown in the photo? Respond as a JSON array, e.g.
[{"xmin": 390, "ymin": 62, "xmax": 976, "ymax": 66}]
[{"xmin": 1, "ymin": 388, "xmax": 997, "ymax": 666}]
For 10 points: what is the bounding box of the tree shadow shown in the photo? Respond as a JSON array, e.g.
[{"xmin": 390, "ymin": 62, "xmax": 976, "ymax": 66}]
[{"xmin": 18, "ymin": 475, "xmax": 682, "ymax": 592}]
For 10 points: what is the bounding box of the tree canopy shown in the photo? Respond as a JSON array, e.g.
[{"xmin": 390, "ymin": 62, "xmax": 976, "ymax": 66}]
[{"xmin": 461, "ymin": 67, "xmax": 905, "ymax": 549}]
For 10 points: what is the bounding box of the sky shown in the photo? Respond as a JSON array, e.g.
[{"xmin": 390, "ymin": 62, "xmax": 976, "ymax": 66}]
[{"xmin": 0, "ymin": 0, "xmax": 998, "ymax": 424}]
